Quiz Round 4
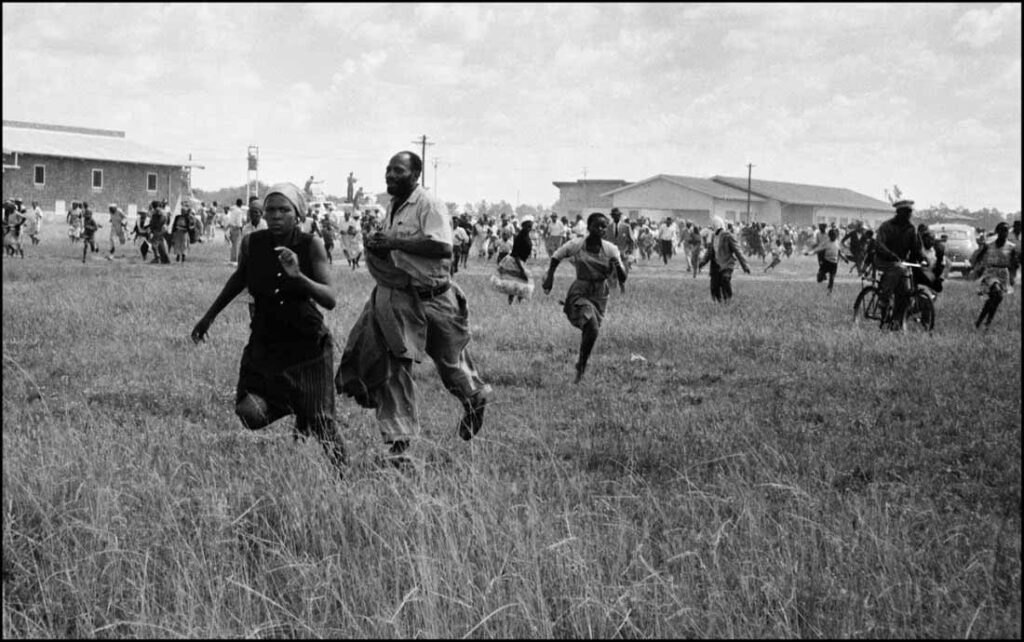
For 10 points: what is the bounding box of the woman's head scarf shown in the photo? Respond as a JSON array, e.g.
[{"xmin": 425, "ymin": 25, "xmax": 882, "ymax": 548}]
[{"xmin": 263, "ymin": 182, "xmax": 307, "ymax": 219}]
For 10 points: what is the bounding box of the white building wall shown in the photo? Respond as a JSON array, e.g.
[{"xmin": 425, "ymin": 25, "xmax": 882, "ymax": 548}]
[
  {"xmin": 711, "ymin": 198, "xmax": 766, "ymax": 223},
  {"xmin": 813, "ymin": 206, "xmax": 890, "ymax": 229},
  {"xmin": 755, "ymin": 199, "xmax": 783, "ymax": 225},
  {"xmin": 610, "ymin": 180, "xmax": 715, "ymax": 211}
]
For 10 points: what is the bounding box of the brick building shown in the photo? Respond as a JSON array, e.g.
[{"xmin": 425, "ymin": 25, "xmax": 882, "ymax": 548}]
[{"xmin": 2, "ymin": 120, "xmax": 200, "ymax": 220}]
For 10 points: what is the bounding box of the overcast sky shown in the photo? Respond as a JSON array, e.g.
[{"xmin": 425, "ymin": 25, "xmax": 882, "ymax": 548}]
[{"xmin": 3, "ymin": 3, "xmax": 1021, "ymax": 212}]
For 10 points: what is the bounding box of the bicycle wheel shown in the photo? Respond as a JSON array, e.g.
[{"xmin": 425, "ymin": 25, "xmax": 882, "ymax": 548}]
[
  {"xmin": 902, "ymin": 292, "xmax": 935, "ymax": 333},
  {"xmin": 852, "ymin": 286, "xmax": 881, "ymax": 326}
]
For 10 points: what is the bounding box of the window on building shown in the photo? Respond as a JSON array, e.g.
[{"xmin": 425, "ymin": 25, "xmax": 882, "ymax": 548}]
[
  {"xmin": 147, "ymin": 173, "xmax": 157, "ymax": 192},
  {"xmin": 92, "ymin": 169, "xmax": 103, "ymax": 189},
  {"xmin": 34, "ymin": 165, "xmax": 45, "ymax": 186},
  {"xmin": 726, "ymin": 210, "xmax": 736, "ymax": 221},
  {"xmin": 629, "ymin": 210, "xmax": 639, "ymax": 218}
]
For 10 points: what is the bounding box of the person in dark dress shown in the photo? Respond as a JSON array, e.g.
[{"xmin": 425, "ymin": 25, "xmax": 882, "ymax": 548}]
[{"xmin": 191, "ymin": 182, "xmax": 346, "ymax": 473}]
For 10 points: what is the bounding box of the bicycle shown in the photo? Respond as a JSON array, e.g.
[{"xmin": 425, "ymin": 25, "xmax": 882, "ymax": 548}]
[{"xmin": 852, "ymin": 261, "xmax": 935, "ymax": 332}]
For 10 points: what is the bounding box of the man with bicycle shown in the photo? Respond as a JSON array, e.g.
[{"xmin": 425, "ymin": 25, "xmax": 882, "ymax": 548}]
[{"xmin": 873, "ymin": 198, "xmax": 925, "ymax": 322}]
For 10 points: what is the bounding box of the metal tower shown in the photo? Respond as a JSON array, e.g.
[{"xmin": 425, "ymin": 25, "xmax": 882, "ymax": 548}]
[{"xmin": 246, "ymin": 145, "xmax": 259, "ymax": 202}]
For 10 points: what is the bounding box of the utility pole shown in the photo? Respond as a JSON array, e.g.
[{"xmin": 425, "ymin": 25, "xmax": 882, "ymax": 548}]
[
  {"xmin": 432, "ymin": 157, "xmax": 439, "ymax": 195},
  {"xmin": 582, "ymin": 166, "xmax": 588, "ymax": 180},
  {"xmin": 745, "ymin": 163, "xmax": 754, "ymax": 223},
  {"xmin": 412, "ymin": 134, "xmax": 434, "ymax": 187}
]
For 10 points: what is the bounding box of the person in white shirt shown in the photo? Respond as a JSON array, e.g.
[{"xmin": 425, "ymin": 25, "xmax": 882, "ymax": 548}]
[
  {"xmin": 657, "ymin": 217, "xmax": 678, "ymax": 265},
  {"xmin": 28, "ymin": 201, "xmax": 43, "ymax": 246},
  {"xmin": 543, "ymin": 213, "xmax": 566, "ymax": 257},
  {"xmin": 226, "ymin": 198, "xmax": 245, "ymax": 264},
  {"xmin": 339, "ymin": 210, "xmax": 363, "ymax": 270},
  {"xmin": 571, "ymin": 214, "xmax": 587, "ymax": 239},
  {"xmin": 452, "ymin": 220, "xmax": 470, "ymax": 275}
]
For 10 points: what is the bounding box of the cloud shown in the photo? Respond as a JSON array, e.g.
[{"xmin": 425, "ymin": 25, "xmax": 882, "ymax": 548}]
[
  {"xmin": 3, "ymin": 3, "xmax": 1021, "ymax": 211},
  {"xmin": 414, "ymin": 3, "xmax": 495, "ymax": 41},
  {"xmin": 953, "ymin": 3, "xmax": 1021, "ymax": 48},
  {"xmin": 940, "ymin": 118, "xmax": 1003, "ymax": 148}
]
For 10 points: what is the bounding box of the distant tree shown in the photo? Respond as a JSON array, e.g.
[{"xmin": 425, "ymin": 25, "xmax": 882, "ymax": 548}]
[
  {"xmin": 193, "ymin": 183, "xmax": 266, "ymax": 207},
  {"xmin": 515, "ymin": 203, "xmax": 541, "ymax": 221},
  {"xmin": 489, "ymin": 200, "xmax": 514, "ymax": 219}
]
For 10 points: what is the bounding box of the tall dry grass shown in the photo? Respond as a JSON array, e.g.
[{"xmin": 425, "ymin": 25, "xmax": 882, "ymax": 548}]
[{"xmin": 3, "ymin": 229, "xmax": 1020, "ymax": 637}]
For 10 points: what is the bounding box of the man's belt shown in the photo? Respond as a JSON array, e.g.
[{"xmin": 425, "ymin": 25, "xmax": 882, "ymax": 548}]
[{"xmin": 415, "ymin": 282, "xmax": 451, "ymax": 300}]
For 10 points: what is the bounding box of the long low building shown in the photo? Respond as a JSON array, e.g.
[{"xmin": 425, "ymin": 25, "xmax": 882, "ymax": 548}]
[
  {"xmin": 601, "ymin": 174, "xmax": 893, "ymax": 227},
  {"xmin": 2, "ymin": 120, "xmax": 200, "ymax": 219},
  {"xmin": 601, "ymin": 174, "xmax": 766, "ymax": 225},
  {"xmin": 711, "ymin": 175, "xmax": 893, "ymax": 227}
]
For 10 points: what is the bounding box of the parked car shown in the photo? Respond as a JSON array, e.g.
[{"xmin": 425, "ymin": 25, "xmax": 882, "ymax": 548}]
[{"xmin": 928, "ymin": 223, "xmax": 978, "ymax": 276}]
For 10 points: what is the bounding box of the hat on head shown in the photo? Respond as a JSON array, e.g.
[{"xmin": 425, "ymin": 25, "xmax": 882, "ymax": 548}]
[
  {"xmin": 892, "ymin": 199, "xmax": 914, "ymax": 210},
  {"xmin": 263, "ymin": 182, "xmax": 307, "ymax": 218},
  {"xmin": 711, "ymin": 215, "xmax": 725, "ymax": 231},
  {"xmin": 520, "ymin": 214, "xmax": 535, "ymax": 224}
]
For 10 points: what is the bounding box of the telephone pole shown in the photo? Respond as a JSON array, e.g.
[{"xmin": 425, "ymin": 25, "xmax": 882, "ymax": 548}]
[
  {"xmin": 432, "ymin": 157, "xmax": 440, "ymax": 195},
  {"xmin": 745, "ymin": 162, "xmax": 754, "ymax": 223},
  {"xmin": 412, "ymin": 134, "xmax": 435, "ymax": 187}
]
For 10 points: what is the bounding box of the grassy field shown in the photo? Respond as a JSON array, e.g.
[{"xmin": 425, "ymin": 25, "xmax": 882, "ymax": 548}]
[{"xmin": 3, "ymin": 228, "xmax": 1020, "ymax": 638}]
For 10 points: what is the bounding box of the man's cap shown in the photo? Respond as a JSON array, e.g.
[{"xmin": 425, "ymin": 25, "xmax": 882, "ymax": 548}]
[
  {"xmin": 892, "ymin": 199, "xmax": 914, "ymax": 210},
  {"xmin": 520, "ymin": 214, "xmax": 535, "ymax": 224}
]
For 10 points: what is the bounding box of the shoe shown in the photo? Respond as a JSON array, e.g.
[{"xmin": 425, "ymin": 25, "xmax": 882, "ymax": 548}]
[
  {"xmin": 573, "ymin": 363, "xmax": 586, "ymax": 385},
  {"xmin": 458, "ymin": 394, "xmax": 486, "ymax": 441},
  {"xmin": 380, "ymin": 439, "xmax": 412, "ymax": 470}
]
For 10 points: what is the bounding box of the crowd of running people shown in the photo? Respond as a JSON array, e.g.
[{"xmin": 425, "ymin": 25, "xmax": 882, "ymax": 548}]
[{"xmin": 2, "ymin": 193, "xmax": 1019, "ymax": 332}]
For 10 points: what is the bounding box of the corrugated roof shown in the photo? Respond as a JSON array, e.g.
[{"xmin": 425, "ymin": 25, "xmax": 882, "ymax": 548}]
[
  {"xmin": 2, "ymin": 122, "xmax": 190, "ymax": 167},
  {"xmin": 712, "ymin": 176, "xmax": 892, "ymax": 211},
  {"xmin": 602, "ymin": 174, "xmax": 765, "ymax": 201},
  {"xmin": 552, "ymin": 179, "xmax": 630, "ymax": 188}
]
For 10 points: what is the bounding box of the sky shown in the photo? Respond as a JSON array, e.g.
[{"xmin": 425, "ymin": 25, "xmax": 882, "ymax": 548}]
[{"xmin": 3, "ymin": 3, "xmax": 1021, "ymax": 212}]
